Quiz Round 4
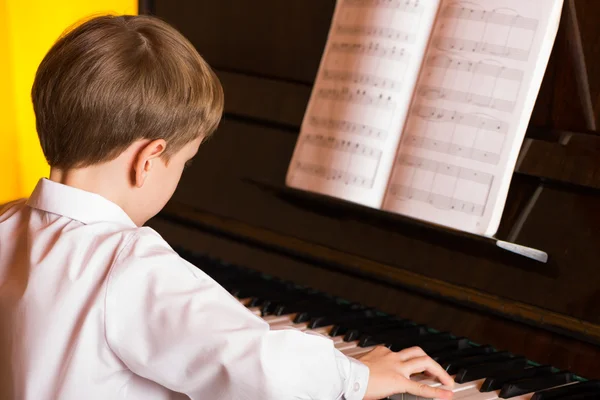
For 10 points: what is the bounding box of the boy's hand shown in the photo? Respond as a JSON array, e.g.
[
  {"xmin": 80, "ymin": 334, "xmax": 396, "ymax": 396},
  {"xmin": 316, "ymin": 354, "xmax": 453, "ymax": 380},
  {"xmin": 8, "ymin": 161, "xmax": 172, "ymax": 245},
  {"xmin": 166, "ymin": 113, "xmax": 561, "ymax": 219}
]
[{"xmin": 357, "ymin": 346, "xmax": 454, "ymax": 400}]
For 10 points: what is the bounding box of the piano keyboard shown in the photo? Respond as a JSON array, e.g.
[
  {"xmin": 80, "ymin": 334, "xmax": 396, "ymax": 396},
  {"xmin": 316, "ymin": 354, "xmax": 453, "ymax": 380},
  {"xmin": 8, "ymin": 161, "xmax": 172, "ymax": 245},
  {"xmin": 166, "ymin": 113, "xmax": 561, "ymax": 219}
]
[{"xmin": 177, "ymin": 249, "xmax": 599, "ymax": 400}]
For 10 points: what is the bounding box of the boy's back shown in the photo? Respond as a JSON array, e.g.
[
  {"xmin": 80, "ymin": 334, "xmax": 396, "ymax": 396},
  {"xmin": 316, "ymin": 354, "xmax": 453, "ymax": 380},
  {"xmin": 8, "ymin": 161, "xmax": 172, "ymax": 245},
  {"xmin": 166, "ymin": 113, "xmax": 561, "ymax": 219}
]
[
  {"xmin": 0, "ymin": 185, "xmax": 188, "ymax": 399},
  {"xmin": 0, "ymin": 14, "xmax": 453, "ymax": 400}
]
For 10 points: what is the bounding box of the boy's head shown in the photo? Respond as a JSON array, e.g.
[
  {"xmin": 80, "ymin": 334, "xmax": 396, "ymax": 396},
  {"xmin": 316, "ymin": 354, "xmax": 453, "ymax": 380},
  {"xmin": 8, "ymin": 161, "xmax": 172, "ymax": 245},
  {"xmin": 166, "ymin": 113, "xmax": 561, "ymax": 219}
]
[{"xmin": 32, "ymin": 14, "xmax": 223, "ymax": 225}]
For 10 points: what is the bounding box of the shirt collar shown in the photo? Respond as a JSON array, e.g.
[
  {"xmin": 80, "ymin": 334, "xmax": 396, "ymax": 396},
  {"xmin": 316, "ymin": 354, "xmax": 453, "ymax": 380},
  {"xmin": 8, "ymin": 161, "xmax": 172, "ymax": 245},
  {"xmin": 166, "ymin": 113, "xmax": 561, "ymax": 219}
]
[{"xmin": 26, "ymin": 178, "xmax": 137, "ymax": 227}]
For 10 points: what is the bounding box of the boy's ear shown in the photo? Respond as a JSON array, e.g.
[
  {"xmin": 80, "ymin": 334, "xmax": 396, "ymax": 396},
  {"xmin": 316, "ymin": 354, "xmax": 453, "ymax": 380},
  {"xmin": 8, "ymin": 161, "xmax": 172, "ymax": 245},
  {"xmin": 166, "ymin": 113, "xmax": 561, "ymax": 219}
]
[{"xmin": 133, "ymin": 139, "xmax": 167, "ymax": 188}]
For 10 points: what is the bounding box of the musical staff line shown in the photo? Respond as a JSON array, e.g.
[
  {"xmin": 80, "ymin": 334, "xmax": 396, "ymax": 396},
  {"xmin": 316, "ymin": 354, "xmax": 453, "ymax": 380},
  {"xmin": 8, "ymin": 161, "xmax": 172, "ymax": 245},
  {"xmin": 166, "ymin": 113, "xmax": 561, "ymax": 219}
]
[
  {"xmin": 442, "ymin": 6, "xmax": 539, "ymax": 31},
  {"xmin": 405, "ymin": 133, "xmax": 501, "ymax": 165},
  {"xmin": 388, "ymin": 184, "xmax": 486, "ymax": 216},
  {"xmin": 413, "ymin": 105, "xmax": 509, "ymax": 134},
  {"xmin": 335, "ymin": 24, "xmax": 416, "ymax": 43},
  {"xmin": 329, "ymin": 42, "xmax": 410, "ymax": 62},
  {"xmin": 317, "ymin": 87, "xmax": 396, "ymax": 110},
  {"xmin": 427, "ymin": 54, "xmax": 524, "ymax": 82},
  {"xmin": 342, "ymin": 0, "xmax": 424, "ymax": 13},
  {"xmin": 322, "ymin": 69, "xmax": 403, "ymax": 92},
  {"xmin": 398, "ymin": 154, "xmax": 493, "ymax": 185},
  {"xmin": 294, "ymin": 162, "xmax": 375, "ymax": 189},
  {"xmin": 433, "ymin": 37, "xmax": 530, "ymax": 61},
  {"xmin": 418, "ymin": 85, "xmax": 515, "ymax": 112},
  {"xmin": 303, "ymin": 133, "xmax": 383, "ymax": 159},
  {"xmin": 387, "ymin": 154, "xmax": 493, "ymax": 216},
  {"xmin": 308, "ymin": 116, "xmax": 388, "ymax": 140}
]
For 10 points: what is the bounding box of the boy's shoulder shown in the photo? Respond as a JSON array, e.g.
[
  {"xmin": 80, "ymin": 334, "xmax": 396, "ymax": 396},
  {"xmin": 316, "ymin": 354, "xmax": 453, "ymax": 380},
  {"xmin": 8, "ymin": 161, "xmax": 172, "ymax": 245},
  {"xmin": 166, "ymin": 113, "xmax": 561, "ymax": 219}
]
[
  {"xmin": 113, "ymin": 225, "xmax": 200, "ymax": 277},
  {"xmin": 0, "ymin": 198, "xmax": 27, "ymax": 219}
]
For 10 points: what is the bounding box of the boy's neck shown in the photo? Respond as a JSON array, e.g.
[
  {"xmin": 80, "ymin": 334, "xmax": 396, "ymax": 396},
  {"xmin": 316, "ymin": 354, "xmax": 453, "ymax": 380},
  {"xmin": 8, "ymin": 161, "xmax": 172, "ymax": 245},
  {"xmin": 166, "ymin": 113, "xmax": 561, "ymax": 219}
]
[{"xmin": 49, "ymin": 165, "xmax": 131, "ymax": 221}]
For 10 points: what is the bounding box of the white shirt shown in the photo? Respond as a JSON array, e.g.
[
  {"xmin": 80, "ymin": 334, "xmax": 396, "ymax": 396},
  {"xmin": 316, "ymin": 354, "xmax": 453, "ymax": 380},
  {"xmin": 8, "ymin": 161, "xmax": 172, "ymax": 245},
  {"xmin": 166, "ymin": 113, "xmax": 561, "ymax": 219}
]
[{"xmin": 0, "ymin": 178, "xmax": 369, "ymax": 400}]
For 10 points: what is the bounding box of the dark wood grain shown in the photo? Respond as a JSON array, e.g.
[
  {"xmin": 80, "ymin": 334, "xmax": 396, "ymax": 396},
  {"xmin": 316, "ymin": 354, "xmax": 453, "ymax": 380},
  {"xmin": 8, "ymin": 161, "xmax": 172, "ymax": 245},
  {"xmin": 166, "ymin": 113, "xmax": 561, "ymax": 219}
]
[
  {"xmin": 148, "ymin": 217, "xmax": 600, "ymax": 380},
  {"xmin": 169, "ymin": 118, "xmax": 600, "ymax": 325},
  {"xmin": 154, "ymin": 0, "xmax": 334, "ymax": 83},
  {"xmin": 151, "ymin": 0, "xmax": 600, "ymax": 374}
]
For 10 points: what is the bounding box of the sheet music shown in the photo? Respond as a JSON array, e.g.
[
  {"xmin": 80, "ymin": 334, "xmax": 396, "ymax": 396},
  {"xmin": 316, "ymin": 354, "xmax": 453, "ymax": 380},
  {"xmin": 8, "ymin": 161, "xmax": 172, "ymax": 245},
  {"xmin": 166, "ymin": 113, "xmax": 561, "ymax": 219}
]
[
  {"xmin": 286, "ymin": 0, "xmax": 441, "ymax": 207},
  {"xmin": 382, "ymin": 0, "xmax": 563, "ymax": 235}
]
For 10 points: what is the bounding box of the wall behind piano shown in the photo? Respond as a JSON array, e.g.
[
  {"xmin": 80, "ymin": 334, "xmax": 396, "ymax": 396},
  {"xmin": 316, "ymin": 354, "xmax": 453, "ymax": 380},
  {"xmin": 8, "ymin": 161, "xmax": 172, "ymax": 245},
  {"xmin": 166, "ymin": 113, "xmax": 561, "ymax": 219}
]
[{"xmin": 149, "ymin": 1, "xmax": 600, "ymax": 333}]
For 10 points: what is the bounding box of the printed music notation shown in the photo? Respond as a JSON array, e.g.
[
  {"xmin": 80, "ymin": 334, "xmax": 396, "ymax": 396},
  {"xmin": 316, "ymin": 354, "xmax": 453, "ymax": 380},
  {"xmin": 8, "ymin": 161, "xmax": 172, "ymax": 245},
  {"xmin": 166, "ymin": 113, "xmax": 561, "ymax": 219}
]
[
  {"xmin": 427, "ymin": 54, "xmax": 524, "ymax": 83},
  {"xmin": 302, "ymin": 133, "xmax": 383, "ymax": 159},
  {"xmin": 442, "ymin": 6, "xmax": 539, "ymax": 31},
  {"xmin": 322, "ymin": 69, "xmax": 403, "ymax": 92},
  {"xmin": 405, "ymin": 133, "xmax": 501, "ymax": 165},
  {"xmin": 413, "ymin": 105, "xmax": 509, "ymax": 134},
  {"xmin": 388, "ymin": 154, "xmax": 493, "ymax": 216},
  {"xmin": 335, "ymin": 24, "xmax": 416, "ymax": 43},
  {"xmin": 418, "ymin": 85, "xmax": 515, "ymax": 112},
  {"xmin": 433, "ymin": 37, "xmax": 530, "ymax": 61},
  {"xmin": 293, "ymin": 162, "xmax": 375, "ymax": 189},
  {"xmin": 398, "ymin": 154, "xmax": 493, "ymax": 185},
  {"xmin": 316, "ymin": 87, "xmax": 396, "ymax": 110},
  {"xmin": 293, "ymin": 134, "xmax": 382, "ymax": 189},
  {"xmin": 329, "ymin": 42, "xmax": 410, "ymax": 63},
  {"xmin": 308, "ymin": 116, "xmax": 388, "ymax": 141},
  {"xmin": 342, "ymin": 0, "xmax": 423, "ymax": 13}
]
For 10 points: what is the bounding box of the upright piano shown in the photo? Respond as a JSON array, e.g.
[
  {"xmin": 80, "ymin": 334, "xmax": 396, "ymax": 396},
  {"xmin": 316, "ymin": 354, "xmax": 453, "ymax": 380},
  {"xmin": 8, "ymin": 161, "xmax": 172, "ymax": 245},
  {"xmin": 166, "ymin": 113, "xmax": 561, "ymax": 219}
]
[{"xmin": 143, "ymin": 0, "xmax": 600, "ymax": 397}]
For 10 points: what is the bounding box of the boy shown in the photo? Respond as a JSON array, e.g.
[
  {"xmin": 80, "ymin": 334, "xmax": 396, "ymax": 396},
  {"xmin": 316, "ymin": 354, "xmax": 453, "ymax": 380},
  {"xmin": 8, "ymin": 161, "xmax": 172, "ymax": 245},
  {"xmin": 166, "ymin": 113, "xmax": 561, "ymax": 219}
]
[{"xmin": 0, "ymin": 15, "xmax": 454, "ymax": 399}]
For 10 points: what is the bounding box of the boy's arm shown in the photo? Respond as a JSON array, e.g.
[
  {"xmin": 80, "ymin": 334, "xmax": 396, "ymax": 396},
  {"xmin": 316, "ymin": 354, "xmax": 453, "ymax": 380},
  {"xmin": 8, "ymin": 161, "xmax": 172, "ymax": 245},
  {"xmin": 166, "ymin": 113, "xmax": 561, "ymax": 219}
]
[{"xmin": 104, "ymin": 230, "xmax": 369, "ymax": 400}]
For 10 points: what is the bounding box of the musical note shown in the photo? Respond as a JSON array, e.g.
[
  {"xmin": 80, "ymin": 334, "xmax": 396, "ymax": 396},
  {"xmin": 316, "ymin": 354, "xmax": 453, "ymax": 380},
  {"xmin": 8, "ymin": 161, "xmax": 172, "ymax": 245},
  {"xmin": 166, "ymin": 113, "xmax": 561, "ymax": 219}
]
[
  {"xmin": 442, "ymin": 6, "xmax": 539, "ymax": 31},
  {"xmin": 413, "ymin": 105, "xmax": 509, "ymax": 134},
  {"xmin": 426, "ymin": 54, "xmax": 524, "ymax": 82},
  {"xmin": 322, "ymin": 69, "xmax": 403, "ymax": 92},
  {"xmin": 433, "ymin": 37, "xmax": 530, "ymax": 61},
  {"xmin": 317, "ymin": 87, "xmax": 396, "ymax": 110},
  {"xmin": 335, "ymin": 24, "xmax": 416, "ymax": 43},
  {"xmin": 405, "ymin": 133, "xmax": 501, "ymax": 165},
  {"xmin": 308, "ymin": 116, "xmax": 388, "ymax": 140},
  {"xmin": 329, "ymin": 42, "xmax": 410, "ymax": 63},
  {"xmin": 294, "ymin": 162, "xmax": 375, "ymax": 189},
  {"xmin": 387, "ymin": 154, "xmax": 493, "ymax": 216},
  {"xmin": 342, "ymin": 0, "xmax": 423, "ymax": 13},
  {"xmin": 398, "ymin": 154, "xmax": 493, "ymax": 185},
  {"xmin": 303, "ymin": 134, "xmax": 383, "ymax": 160},
  {"xmin": 418, "ymin": 85, "xmax": 515, "ymax": 112},
  {"xmin": 388, "ymin": 184, "xmax": 486, "ymax": 215}
]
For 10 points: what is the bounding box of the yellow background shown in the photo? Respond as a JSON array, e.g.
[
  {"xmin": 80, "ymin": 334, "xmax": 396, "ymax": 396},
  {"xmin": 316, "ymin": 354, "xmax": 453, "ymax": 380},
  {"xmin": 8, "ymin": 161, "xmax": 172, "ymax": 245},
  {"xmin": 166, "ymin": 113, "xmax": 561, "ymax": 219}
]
[{"xmin": 0, "ymin": 0, "xmax": 137, "ymax": 204}]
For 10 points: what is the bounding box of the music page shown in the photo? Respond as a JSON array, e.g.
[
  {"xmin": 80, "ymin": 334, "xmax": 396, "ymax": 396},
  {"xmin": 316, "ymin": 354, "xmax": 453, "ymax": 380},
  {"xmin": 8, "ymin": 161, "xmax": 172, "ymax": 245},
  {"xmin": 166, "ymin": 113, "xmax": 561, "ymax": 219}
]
[
  {"xmin": 382, "ymin": 0, "xmax": 563, "ymax": 235},
  {"xmin": 286, "ymin": 0, "xmax": 441, "ymax": 208}
]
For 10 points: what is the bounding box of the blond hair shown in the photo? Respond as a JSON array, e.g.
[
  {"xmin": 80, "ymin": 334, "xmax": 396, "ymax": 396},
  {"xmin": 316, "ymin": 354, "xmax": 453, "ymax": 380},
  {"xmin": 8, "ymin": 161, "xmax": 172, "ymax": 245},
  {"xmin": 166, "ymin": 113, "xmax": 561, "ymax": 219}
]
[{"xmin": 32, "ymin": 14, "xmax": 223, "ymax": 168}]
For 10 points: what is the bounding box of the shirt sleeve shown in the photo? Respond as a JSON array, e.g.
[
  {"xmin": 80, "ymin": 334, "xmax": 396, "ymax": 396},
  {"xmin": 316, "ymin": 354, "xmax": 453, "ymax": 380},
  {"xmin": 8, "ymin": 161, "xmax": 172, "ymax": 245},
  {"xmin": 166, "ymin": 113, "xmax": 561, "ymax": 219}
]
[{"xmin": 104, "ymin": 229, "xmax": 369, "ymax": 400}]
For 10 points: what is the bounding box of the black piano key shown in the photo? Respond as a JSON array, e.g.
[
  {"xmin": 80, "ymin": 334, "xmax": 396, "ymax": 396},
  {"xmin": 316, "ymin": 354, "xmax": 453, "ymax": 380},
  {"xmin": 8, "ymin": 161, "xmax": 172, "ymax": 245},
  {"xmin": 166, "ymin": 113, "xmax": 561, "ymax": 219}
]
[
  {"xmin": 481, "ymin": 365, "xmax": 554, "ymax": 392},
  {"xmin": 443, "ymin": 351, "xmax": 514, "ymax": 375},
  {"xmin": 530, "ymin": 380, "xmax": 600, "ymax": 400},
  {"xmin": 432, "ymin": 344, "xmax": 494, "ymax": 363},
  {"xmin": 499, "ymin": 371, "xmax": 574, "ymax": 398},
  {"xmin": 294, "ymin": 303, "xmax": 376, "ymax": 329},
  {"xmin": 387, "ymin": 333, "xmax": 469, "ymax": 354},
  {"xmin": 328, "ymin": 316, "xmax": 396, "ymax": 337},
  {"xmin": 358, "ymin": 325, "xmax": 428, "ymax": 347},
  {"xmin": 272, "ymin": 297, "xmax": 348, "ymax": 318},
  {"xmin": 343, "ymin": 319, "xmax": 411, "ymax": 341},
  {"xmin": 454, "ymin": 357, "xmax": 528, "ymax": 384},
  {"xmin": 420, "ymin": 336, "xmax": 470, "ymax": 354},
  {"xmin": 308, "ymin": 309, "xmax": 380, "ymax": 330},
  {"xmin": 555, "ymin": 392, "xmax": 600, "ymax": 400}
]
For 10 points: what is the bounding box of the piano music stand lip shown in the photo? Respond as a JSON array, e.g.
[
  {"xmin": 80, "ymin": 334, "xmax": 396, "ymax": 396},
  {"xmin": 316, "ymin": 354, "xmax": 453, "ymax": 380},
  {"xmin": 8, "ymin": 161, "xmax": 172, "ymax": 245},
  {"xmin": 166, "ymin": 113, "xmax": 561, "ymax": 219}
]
[{"xmin": 242, "ymin": 177, "xmax": 549, "ymax": 263}]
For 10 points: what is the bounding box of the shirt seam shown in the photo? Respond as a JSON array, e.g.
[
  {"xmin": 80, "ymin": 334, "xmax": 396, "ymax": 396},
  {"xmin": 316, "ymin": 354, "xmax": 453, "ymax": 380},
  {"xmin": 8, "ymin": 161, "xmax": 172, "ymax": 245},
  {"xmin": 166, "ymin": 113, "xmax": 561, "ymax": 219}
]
[{"xmin": 102, "ymin": 231, "xmax": 140, "ymax": 359}]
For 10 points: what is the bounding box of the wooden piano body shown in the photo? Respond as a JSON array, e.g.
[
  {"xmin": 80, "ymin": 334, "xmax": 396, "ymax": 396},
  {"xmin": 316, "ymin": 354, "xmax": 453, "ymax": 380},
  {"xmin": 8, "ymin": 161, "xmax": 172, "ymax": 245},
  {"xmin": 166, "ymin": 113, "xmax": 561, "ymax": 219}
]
[{"xmin": 144, "ymin": 0, "xmax": 600, "ymax": 381}]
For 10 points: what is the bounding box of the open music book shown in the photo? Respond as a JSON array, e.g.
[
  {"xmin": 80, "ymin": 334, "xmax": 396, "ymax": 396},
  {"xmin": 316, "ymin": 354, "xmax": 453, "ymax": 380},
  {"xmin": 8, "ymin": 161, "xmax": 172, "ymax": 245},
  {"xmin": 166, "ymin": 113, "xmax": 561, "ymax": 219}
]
[{"xmin": 285, "ymin": 0, "xmax": 563, "ymax": 237}]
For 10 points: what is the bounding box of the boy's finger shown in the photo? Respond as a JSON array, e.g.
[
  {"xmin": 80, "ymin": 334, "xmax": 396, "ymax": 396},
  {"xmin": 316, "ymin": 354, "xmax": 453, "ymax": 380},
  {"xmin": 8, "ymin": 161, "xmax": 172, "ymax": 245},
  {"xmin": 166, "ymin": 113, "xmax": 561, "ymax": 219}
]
[
  {"xmin": 402, "ymin": 357, "xmax": 454, "ymax": 387},
  {"xmin": 403, "ymin": 380, "xmax": 453, "ymax": 399},
  {"xmin": 395, "ymin": 346, "xmax": 427, "ymax": 361}
]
